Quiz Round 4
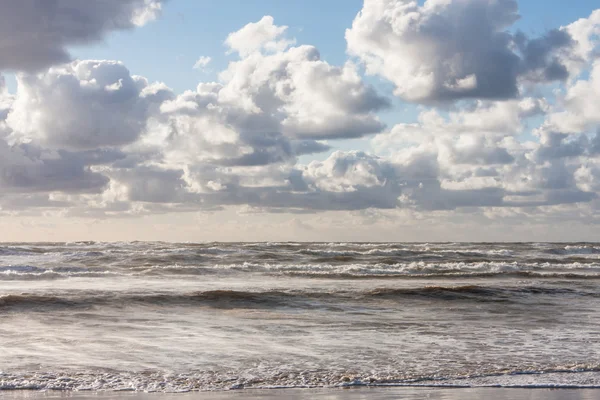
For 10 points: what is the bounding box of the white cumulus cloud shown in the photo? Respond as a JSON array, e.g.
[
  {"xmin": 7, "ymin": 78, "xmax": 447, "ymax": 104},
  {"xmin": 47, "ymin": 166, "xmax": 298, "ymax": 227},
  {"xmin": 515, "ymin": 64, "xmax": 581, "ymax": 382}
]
[{"xmin": 193, "ymin": 56, "xmax": 212, "ymax": 70}]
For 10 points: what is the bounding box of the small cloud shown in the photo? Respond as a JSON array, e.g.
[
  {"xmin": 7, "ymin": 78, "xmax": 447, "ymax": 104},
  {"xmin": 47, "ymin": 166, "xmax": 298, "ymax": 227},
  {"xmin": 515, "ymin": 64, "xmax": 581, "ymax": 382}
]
[{"xmin": 193, "ymin": 56, "xmax": 212, "ymax": 70}]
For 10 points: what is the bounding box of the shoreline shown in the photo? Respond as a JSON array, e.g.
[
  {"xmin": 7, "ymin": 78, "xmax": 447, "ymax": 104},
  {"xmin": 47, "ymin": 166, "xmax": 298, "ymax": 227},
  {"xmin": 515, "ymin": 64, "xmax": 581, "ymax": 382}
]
[{"xmin": 2, "ymin": 387, "xmax": 600, "ymax": 400}]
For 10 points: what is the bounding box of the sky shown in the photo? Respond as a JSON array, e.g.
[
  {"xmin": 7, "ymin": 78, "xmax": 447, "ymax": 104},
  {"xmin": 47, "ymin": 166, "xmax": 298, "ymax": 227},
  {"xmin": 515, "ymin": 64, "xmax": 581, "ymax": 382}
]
[{"xmin": 1, "ymin": 0, "xmax": 600, "ymax": 242}]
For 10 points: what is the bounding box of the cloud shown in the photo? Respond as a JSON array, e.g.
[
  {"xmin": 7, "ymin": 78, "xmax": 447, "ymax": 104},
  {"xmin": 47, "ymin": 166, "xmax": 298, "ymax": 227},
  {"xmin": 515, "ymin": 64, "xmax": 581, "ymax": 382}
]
[
  {"xmin": 372, "ymin": 98, "xmax": 546, "ymax": 151},
  {"xmin": 189, "ymin": 151, "xmax": 405, "ymax": 212},
  {"xmin": 0, "ymin": 0, "xmax": 163, "ymax": 72},
  {"xmin": 2, "ymin": 79, "xmax": 112, "ymax": 195},
  {"xmin": 346, "ymin": 0, "xmax": 587, "ymax": 103},
  {"xmin": 0, "ymin": 16, "xmax": 387, "ymax": 214},
  {"xmin": 0, "ymin": 74, "xmax": 12, "ymax": 125},
  {"xmin": 7, "ymin": 60, "xmax": 172, "ymax": 150},
  {"xmin": 148, "ymin": 17, "xmax": 388, "ymax": 172},
  {"xmin": 303, "ymin": 150, "xmax": 395, "ymax": 193},
  {"xmin": 110, "ymin": 166, "xmax": 189, "ymax": 203},
  {"xmin": 369, "ymin": 90, "xmax": 600, "ymax": 212},
  {"xmin": 515, "ymin": 29, "xmax": 573, "ymax": 82},
  {"xmin": 218, "ymin": 37, "xmax": 389, "ymax": 140},
  {"xmin": 193, "ymin": 56, "xmax": 212, "ymax": 70},
  {"xmin": 563, "ymin": 9, "xmax": 600, "ymax": 74},
  {"xmin": 0, "ymin": 60, "xmax": 170, "ymax": 202},
  {"xmin": 225, "ymin": 16, "xmax": 295, "ymax": 57},
  {"xmin": 0, "ymin": 142, "xmax": 110, "ymax": 194},
  {"xmin": 544, "ymin": 60, "xmax": 600, "ymax": 134}
]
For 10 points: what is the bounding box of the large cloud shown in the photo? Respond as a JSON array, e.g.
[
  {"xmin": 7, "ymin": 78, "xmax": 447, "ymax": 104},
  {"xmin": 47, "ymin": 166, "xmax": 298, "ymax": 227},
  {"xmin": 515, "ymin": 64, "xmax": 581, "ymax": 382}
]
[
  {"xmin": 369, "ymin": 91, "xmax": 600, "ymax": 211},
  {"xmin": 0, "ymin": 60, "xmax": 170, "ymax": 202},
  {"xmin": 220, "ymin": 17, "xmax": 389, "ymax": 140},
  {"xmin": 0, "ymin": 0, "xmax": 163, "ymax": 72},
  {"xmin": 7, "ymin": 60, "xmax": 172, "ymax": 150},
  {"xmin": 0, "ymin": 16, "xmax": 390, "ymax": 211},
  {"xmin": 145, "ymin": 17, "xmax": 388, "ymax": 172},
  {"xmin": 346, "ymin": 0, "xmax": 588, "ymax": 103},
  {"xmin": 544, "ymin": 60, "xmax": 600, "ymax": 134}
]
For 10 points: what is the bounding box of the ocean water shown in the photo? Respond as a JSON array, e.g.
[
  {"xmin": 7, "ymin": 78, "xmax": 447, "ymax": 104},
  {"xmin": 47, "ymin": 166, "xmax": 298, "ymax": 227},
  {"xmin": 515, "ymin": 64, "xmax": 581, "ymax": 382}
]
[{"xmin": 1, "ymin": 242, "xmax": 599, "ymax": 392}]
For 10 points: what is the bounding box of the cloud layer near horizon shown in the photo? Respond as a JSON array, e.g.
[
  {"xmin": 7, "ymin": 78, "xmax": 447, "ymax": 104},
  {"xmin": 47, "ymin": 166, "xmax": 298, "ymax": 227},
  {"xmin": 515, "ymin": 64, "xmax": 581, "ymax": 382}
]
[{"xmin": 1, "ymin": 0, "xmax": 600, "ymax": 236}]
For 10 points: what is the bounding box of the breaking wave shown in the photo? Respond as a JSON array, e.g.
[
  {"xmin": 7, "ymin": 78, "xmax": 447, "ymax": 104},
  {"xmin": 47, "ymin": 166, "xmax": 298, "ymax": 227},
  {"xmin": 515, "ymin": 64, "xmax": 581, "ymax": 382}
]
[{"xmin": 1, "ymin": 366, "xmax": 599, "ymax": 392}]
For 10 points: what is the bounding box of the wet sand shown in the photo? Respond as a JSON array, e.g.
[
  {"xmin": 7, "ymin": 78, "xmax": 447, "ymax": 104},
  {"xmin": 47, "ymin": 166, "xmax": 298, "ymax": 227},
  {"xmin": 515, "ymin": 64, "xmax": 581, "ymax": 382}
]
[{"xmin": 2, "ymin": 388, "xmax": 600, "ymax": 400}]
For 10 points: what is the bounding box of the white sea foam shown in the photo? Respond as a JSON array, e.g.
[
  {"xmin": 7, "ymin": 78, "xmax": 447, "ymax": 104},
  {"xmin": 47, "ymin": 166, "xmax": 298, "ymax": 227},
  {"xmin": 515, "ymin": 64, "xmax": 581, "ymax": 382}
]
[
  {"xmin": 207, "ymin": 260, "xmax": 600, "ymax": 278},
  {"xmin": 1, "ymin": 368, "xmax": 599, "ymax": 392},
  {"xmin": 4, "ymin": 259, "xmax": 600, "ymax": 280},
  {"xmin": 563, "ymin": 245, "xmax": 600, "ymax": 255}
]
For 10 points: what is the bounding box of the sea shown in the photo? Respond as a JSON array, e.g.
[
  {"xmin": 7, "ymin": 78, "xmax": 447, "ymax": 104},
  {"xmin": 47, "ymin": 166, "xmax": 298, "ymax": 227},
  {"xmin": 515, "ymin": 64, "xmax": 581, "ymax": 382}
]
[{"xmin": 0, "ymin": 242, "xmax": 599, "ymax": 393}]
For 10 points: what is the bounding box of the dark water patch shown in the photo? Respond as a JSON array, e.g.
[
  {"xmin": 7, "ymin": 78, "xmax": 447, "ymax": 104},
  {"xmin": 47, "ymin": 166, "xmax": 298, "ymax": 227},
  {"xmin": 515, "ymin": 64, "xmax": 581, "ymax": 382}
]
[
  {"xmin": 2, "ymin": 283, "xmax": 597, "ymax": 312},
  {"xmin": 313, "ymin": 255, "xmax": 359, "ymax": 263},
  {"xmin": 0, "ymin": 290, "xmax": 335, "ymax": 312},
  {"xmin": 133, "ymin": 265, "xmax": 224, "ymax": 276},
  {"xmin": 0, "ymin": 294, "xmax": 87, "ymax": 309},
  {"xmin": 125, "ymin": 253, "xmax": 207, "ymax": 267},
  {"xmin": 0, "ymin": 246, "xmax": 50, "ymax": 255},
  {"xmin": 365, "ymin": 285, "xmax": 595, "ymax": 302},
  {"xmin": 0, "ymin": 265, "xmax": 46, "ymax": 273},
  {"xmin": 248, "ymin": 251, "xmax": 295, "ymax": 261}
]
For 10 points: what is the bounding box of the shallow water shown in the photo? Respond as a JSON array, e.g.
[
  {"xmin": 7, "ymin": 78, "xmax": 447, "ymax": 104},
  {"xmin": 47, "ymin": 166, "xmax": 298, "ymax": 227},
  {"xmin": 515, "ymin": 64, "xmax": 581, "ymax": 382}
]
[
  {"xmin": 1, "ymin": 242, "xmax": 599, "ymax": 392},
  {"xmin": 4, "ymin": 388, "xmax": 600, "ymax": 400}
]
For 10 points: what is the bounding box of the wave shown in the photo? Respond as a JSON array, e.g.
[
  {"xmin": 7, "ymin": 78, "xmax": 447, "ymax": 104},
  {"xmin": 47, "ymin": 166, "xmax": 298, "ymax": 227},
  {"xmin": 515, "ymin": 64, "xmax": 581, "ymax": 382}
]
[
  {"xmin": 364, "ymin": 285, "xmax": 594, "ymax": 301},
  {"xmin": 213, "ymin": 260, "xmax": 600, "ymax": 279},
  {"xmin": 298, "ymin": 247, "xmax": 515, "ymax": 258},
  {"xmin": 3, "ymin": 242, "xmax": 600, "ymax": 282},
  {"xmin": 543, "ymin": 245, "xmax": 600, "ymax": 256},
  {"xmin": 2, "ymin": 284, "xmax": 597, "ymax": 311},
  {"xmin": 4, "ymin": 259, "xmax": 600, "ymax": 281},
  {"xmin": 1, "ymin": 366, "xmax": 599, "ymax": 392},
  {"xmin": 393, "ymin": 367, "xmax": 600, "ymax": 389},
  {"xmin": 0, "ymin": 290, "xmax": 314, "ymax": 311},
  {"xmin": 0, "ymin": 265, "xmax": 115, "ymax": 281}
]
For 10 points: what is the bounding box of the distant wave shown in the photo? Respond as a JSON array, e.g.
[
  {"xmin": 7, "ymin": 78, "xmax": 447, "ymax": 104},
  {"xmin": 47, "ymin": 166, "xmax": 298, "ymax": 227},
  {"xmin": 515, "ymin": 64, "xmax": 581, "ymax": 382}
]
[
  {"xmin": 555, "ymin": 245, "xmax": 600, "ymax": 255},
  {"xmin": 3, "ymin": 258, "xmax": 600, "ymax": 280},
  {"xmin": 211, "ymin": 260, "xmax": 600, "ymax": 279},
  {"xmin": 0, "ymin": 266, "xmax": 117, "ymax": 281},
  {"xmin": 2, "ymin": 242, "xmax": 600, "ymax": 278},
  {"xmin": 298, "ymin": 247, "xmax": 515, "ymax": 258}
]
